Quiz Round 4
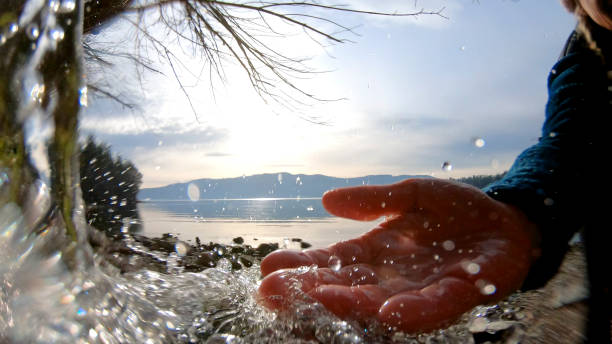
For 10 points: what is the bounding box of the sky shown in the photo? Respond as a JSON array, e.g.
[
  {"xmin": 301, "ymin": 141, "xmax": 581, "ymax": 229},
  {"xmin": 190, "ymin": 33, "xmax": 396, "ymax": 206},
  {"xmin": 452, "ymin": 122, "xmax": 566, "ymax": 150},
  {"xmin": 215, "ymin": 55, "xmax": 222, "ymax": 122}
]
[{"xmin": 80, "ymin": 1, "xmax": 576, "ymax": 188}]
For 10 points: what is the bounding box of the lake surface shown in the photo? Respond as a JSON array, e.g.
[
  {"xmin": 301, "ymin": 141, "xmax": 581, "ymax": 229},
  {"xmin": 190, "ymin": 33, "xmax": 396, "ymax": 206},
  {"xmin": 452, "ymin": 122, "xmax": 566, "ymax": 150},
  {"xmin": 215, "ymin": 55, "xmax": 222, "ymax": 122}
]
[{"xmin": 138, "ymin": 198, "xmax": 378, "ymax": 248}]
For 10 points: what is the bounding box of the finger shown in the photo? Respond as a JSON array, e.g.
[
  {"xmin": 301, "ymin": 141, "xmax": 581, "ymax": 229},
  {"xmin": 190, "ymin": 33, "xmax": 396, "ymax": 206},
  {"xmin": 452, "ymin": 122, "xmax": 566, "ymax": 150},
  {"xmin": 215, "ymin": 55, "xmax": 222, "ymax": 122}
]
[
  {"xmin": 261, "ymin": 223, "xmax": 426, "ymax": 278},
  {"xmin": 260, "ymin": 226, "xmax": 387, "ymax": 277},
  {"xmin": 260, "ymin": 249, "xmax": 318, "ymax": 277},
  {"xmin": 322, "ymin": 178, "xmax": 494, "ymax": 223},
  {"xmin": 258, "ymin": 266, "xmax": 369, "ymax": 310},
  {"xmin": 321, "ymin": 179, "xmax": 418, "ymax": 221},
  {"xmin": 259, "ymin": 242, "xmax": 369, "ymax": 277},
  {"xmin": 378, "ymin": 277, "xmax": 482, "ymax": 333},
  {"xmin": 258, "ymin": 268, "xmax": 319, "ymax": 309},
  {"xmin": 308, "ymin": 284, "xmax": 390, "ymax": 319}
]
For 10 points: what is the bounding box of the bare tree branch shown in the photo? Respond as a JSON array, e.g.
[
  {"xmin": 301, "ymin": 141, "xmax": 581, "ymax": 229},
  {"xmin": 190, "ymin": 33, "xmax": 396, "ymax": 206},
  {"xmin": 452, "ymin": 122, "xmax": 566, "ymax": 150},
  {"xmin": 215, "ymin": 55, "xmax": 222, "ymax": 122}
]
[{"xmin": 84, "ymin": 1, "xmax": 446, "ymax": 119}]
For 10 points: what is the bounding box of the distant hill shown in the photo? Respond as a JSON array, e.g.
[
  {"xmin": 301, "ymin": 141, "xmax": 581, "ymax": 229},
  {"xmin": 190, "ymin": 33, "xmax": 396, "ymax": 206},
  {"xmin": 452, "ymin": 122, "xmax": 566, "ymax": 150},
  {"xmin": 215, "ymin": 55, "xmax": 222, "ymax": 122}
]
[{"xmin": 138, "ymin": 173, "xmax": 429, "ymax": 200}]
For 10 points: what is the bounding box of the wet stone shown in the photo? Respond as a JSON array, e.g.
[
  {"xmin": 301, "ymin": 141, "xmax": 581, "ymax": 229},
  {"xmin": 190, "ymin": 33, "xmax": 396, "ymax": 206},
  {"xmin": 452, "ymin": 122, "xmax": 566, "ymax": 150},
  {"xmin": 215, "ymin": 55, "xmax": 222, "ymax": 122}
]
[
  {"xmin": 300, "ymin": 241, "xmax": 312, "ymax": 249},
  {"xmin": 232, "ymin": 236, "xmax": 244, "ymax": 244},
  {"xmin": 239, "ymin": 255, "xmax": 254, "ymax": 268},
  {"xmin": 96, "ymin": 234, "xmax": 283, "ymax": 273},
  {"xmin": 254, "ymin": 243, "xmax": 279, "ymax": 257}
]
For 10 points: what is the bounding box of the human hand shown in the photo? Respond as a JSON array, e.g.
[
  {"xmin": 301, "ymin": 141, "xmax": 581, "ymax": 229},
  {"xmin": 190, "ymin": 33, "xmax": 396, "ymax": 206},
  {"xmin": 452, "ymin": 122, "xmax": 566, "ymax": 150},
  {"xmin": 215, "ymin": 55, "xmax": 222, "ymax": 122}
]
[{"xmin": 257, "ymin": 178, "xmax": 539, "ymax": 333}]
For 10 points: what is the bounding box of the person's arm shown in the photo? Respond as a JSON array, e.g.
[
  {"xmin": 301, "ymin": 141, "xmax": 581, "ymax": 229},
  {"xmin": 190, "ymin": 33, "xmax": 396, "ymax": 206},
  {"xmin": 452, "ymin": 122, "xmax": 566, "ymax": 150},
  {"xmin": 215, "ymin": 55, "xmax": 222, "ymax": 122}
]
[{"xmin": 484, "ymin": 29, "xmax": 610, "ymax": 289}]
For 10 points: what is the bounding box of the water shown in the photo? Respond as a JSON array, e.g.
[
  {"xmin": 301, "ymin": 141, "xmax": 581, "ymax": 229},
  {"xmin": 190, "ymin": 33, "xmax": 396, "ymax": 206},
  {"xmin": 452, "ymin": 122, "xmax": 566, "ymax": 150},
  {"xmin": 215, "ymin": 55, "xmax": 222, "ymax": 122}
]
[
  {"xmin": 0, "ymin": 1, "xmax": 581, "ymax": 343},
  {"xmin": 138, "ymin": 199, "xmax": 374, "ymax": 248}
]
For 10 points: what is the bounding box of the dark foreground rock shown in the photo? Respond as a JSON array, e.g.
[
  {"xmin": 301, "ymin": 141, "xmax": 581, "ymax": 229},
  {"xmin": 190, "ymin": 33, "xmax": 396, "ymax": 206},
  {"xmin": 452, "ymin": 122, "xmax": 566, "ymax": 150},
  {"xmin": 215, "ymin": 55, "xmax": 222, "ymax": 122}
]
[{"xmin": 90, "ymin": 231, "xmax": 305, "ymax": 274}]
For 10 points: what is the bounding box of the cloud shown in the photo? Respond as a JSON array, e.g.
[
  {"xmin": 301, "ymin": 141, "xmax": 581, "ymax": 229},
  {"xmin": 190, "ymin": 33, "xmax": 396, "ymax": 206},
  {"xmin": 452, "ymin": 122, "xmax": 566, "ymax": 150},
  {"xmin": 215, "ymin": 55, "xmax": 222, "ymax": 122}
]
[
  {"xmin": 76, "ymin": 1, "xmax": 574, "ymax": 188},
  {"xmin": 205, "ymin": 152, "xmax": 232, "ymax": 157}
]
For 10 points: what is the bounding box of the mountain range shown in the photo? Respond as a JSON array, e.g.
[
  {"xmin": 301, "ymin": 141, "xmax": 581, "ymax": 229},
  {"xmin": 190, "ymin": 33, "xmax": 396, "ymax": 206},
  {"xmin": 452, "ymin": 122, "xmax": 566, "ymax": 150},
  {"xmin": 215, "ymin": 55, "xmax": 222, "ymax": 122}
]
[{"xmin": 138, "ymin": 173, "xmax": 429, "ymax": 200}]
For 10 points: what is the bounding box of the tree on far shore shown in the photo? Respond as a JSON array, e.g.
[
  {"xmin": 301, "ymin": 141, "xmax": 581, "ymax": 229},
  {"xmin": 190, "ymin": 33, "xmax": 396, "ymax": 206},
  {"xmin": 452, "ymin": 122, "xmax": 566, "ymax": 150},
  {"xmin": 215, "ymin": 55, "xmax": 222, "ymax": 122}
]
[
  {"xmin": 79, "ymin": 136, "xmax": 143, "ymax": 236},
  {"xmin": 454, "ymin": 172, "xmax": 507, "ymax": 189}
]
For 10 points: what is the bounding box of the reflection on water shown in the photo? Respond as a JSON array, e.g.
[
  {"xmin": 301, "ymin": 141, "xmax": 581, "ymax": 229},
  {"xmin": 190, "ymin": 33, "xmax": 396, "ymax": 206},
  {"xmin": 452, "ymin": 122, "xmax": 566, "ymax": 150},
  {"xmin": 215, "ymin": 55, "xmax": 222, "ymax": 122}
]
[
  {"xmin": 144, "ymin": 198, "xmax": 329, "ymax": 220},
  {"xmin": 139, "ymin": 199, "xmax": 376, "ymax": 248}
]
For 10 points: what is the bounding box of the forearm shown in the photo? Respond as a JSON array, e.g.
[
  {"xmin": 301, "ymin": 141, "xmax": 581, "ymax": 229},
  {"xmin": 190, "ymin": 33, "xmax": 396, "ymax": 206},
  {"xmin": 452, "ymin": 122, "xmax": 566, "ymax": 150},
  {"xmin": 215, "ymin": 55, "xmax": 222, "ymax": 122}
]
[{"xmin": 484, "ymin": 48, "xmax": 609, "ymax": 289}]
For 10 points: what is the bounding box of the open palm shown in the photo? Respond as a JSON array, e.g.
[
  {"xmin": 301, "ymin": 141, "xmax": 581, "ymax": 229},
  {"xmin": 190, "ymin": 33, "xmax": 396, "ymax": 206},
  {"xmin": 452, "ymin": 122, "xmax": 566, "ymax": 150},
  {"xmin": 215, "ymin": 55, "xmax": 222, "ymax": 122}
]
[{"xmin": 258, "ymin": 179, "xmax": 539, "ymax": 333}]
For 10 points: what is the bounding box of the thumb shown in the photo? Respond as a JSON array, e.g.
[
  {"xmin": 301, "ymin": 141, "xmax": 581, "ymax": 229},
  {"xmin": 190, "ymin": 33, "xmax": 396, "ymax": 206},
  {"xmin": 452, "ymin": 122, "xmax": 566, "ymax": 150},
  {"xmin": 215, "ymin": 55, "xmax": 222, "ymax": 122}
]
[{"xmin": 321, "ymin": 179, "xmax": 419, "ymax": 221}]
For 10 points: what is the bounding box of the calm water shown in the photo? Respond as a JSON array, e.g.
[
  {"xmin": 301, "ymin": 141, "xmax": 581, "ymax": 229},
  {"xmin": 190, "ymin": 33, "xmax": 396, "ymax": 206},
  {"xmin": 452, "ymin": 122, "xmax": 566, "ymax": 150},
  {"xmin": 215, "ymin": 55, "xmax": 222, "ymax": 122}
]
[{"xmin": 139, "ymin": 198, "xmax": 377, "ymax": 248}]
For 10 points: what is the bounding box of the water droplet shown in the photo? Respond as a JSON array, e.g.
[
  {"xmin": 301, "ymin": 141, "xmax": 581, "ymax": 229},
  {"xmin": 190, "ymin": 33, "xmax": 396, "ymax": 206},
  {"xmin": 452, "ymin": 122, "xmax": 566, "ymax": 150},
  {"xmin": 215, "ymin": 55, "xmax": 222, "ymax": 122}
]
[
  {"xmin": 8, "ymin": 23, "xmax": 19, "ymax": 35},
  {"xmin": 463, "ymin": 262, "xmax": 480, "ymax": 274},
  {"xmin": 460, "ymin": 45, "xmax": 466, "ymax": 51},
  {"xmin": 442, "ymin": 240, "xmax": 455, "ymax": 251},
  {"xmin": 442, "ymin": 161, "xmax": 452, "ymax": 171},
  {"xmin": 549, "ymin": 131, "xmax": 557, "ymax": 138},
  {"xmin": 30, "ymin": 83, "xmax": 45, "ymax": 103},
  {"xmin": 468, "ymin": 317, "xmax": 489, "ymax": 333},
  {"xmin": 306, "ymin": 206, "xmax": 314, "ymax": 212},
  {"xmin": 328, "ymin": 255, "xmax": 341, "ymax": 272},
  {"xmin": 26, "ymin": 23, "xmax": 39, "ymax": 40},
  {"xmin": 551, "ymin": 68, "xmax": 557, "ymax": 75},
  {"xmin": 433, "ymin": 254, "xmax": 440, "ymax": 261},
  {"xmin": 295, "ymin": 176, "xmax": 301, "ymax": 184},
  {"xmin": 187, "ymin": 182, "xmax": 200, "ymax": 201},
  {"xmin": 473, "ymin": 137, "xmax": 485, "ymax": 148},
  {"xmin": 0, "ymin": 34, "xmax": 6, "ymax": 45},
  {"xmin": 60, "ymin": 294, "xmax": 75, "ymax": 304},
  {"xmin": 480, "ymin": 283, "xmax": 496, "ymax": 295},
  {"xmin": 59, "ymin": 0, "xmax": 76, "ymax": 13},
  {"xmin": 544, "ymin": 198, "xmax": 554, "ymax": 206},
  {"xmin": 49, "ymin": 0, "xmax": 61, "ymax": 12},
  {"xmin": 78, "ymin": 86, "xmax": 88, "ymax": 106},
  {"xmin": 380, "ymin": 202, "xmax": 386, "ymax": 208},
  {"xmin": 277, "ymin": 173, "xmax": 283, "ymax": 184}
]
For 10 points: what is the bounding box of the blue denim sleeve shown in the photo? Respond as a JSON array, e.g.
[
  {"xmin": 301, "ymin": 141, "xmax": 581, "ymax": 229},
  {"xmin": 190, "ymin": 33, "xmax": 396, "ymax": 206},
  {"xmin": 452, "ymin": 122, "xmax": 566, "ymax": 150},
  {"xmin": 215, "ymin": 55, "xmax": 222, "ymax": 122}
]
[{"xmin": 483, "ymin": 52, "xmax": 609, "ymax": 289}]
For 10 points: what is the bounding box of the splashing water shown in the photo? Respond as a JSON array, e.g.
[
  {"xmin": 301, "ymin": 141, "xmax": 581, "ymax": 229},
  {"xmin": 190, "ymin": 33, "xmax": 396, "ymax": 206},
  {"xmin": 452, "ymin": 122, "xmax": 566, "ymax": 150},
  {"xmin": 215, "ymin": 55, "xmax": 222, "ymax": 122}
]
[{"xmin": 442, "ymin": 161, "xmax": 453, "ymax": 171}]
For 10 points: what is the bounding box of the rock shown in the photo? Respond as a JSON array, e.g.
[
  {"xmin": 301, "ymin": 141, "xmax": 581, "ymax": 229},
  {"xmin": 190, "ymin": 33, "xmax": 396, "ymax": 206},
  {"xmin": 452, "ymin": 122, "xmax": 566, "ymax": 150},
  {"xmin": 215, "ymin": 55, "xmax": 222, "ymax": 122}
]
[
  {"xmin": 254, "ymin": 243, "xmax": 279, "ymax": 257},
  {"xmin": 239, "ymin": 255, "xmax": 254, "ymax": 268},
  {"xmin": 233, "ymin": 236, "xmax": 245, "ymax": 244}
]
